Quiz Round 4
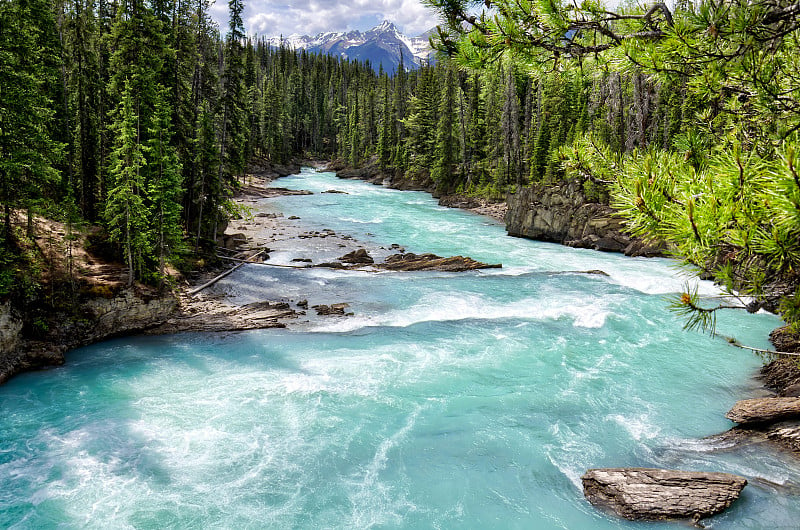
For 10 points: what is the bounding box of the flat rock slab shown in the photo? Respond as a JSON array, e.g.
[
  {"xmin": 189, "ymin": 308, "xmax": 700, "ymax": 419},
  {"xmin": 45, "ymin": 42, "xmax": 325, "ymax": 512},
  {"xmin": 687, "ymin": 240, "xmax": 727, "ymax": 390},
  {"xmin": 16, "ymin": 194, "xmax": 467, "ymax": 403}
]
[
  {"xmin": 726, "ymin": 397, "xmax": 800, "ymax": 424},
  {"xmin": 582, "ymin": 468, "xmax": 747, "ymax": 522}
]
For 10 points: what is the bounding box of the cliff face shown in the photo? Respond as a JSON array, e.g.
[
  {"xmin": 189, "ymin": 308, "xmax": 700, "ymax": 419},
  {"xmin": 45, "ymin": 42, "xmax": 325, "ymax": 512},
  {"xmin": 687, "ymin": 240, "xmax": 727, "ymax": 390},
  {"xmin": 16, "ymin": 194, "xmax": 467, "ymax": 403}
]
[
  {"xmin": 0, "ymin": 289, "xmax": 177, "ymax": 385},
  {"xmin": 505, "ymin": 180, "xmax": 664, "ymax": 257}
]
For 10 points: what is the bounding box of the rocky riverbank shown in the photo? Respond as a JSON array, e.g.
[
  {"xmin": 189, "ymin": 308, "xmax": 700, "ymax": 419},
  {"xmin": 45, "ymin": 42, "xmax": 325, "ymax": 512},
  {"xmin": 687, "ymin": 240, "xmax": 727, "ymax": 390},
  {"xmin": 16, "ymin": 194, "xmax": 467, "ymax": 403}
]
[
  {"xmin": 0, "ymin": 160, "xmax": 511, "ymax": 385},
  {"xmin": 0, "ymin": 160, "xmax": 312, "ymax": 385},
  {"xmin": 326, "ymin": 157, "xmax": 509, "ymax": 222},
  {"xmin": 505, "ymin": 179, "xmax": 665, "ymax": 257},
  {"xmin": 710, "ymin": 357, "xmax": 800, "ymax": 455}
]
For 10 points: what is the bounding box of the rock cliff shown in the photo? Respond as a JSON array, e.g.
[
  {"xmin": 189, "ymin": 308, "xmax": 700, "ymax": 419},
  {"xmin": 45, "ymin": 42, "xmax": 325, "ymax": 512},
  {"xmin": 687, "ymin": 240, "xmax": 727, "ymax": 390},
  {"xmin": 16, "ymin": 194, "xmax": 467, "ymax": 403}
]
[
  {"xmin": 505, "ymin": 180, "xmax": 664, "ymax": 257},
  {"xmin": 0, "ymin": 289, "xmax": 177, "ymax": 385}
]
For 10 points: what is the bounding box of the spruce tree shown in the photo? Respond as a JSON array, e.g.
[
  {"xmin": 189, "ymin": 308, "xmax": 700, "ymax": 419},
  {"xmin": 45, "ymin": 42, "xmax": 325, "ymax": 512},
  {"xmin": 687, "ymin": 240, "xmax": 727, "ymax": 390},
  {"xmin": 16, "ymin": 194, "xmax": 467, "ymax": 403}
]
[
  {"xmin": 0, "ymin": 0, "xmax": 62, "ymax": 241},
  {"xmin": 377, "ymin": 73, "xmax": 392, "ymax": 169},
  {"xmin": 147, "ymin": 87, "xmax": 184, "ymax": 282},
  {"xmin": 105, "ymin": 80, "xmax": 149, "ymax": 286},
  {"xmin": 432, "ymin": 64, "xmax": 458, "ymax": 190}
]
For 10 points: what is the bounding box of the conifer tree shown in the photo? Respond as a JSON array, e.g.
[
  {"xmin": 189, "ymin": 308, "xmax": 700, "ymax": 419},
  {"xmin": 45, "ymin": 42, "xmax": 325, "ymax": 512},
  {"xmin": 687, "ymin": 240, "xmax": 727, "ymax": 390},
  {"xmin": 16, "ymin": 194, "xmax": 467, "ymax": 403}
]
[
  {"xmin": 500, "ymin": 65, "xmax": 521, "ymax": 186},
  {"xmin": 192, "ymin": 100, "xmax": 220, "ymax": 250},
  {"xmin": 347, "ymin": 91, "xmax": 361, "ymax": 166},
  {"xmin": 105, "ymin": 80, "xmax": 149, "ymax": 286},
  {"xmin": 377, "ymin": 73, "xmax": 393, "ymax": 169},
  {"xmin": 0, "ymin": 0, "xmax": 62, "ymax": 241},
  {"xmin": 147, "ymin": 87, "xmax": 184, "ymax": 282},
  {"xmin": 218, "ymin": 0, "xmax": 249, "ymax": 187},
  {"xmin": 432, "ymin": 64, "xmax": 458, "ymax": 190}
]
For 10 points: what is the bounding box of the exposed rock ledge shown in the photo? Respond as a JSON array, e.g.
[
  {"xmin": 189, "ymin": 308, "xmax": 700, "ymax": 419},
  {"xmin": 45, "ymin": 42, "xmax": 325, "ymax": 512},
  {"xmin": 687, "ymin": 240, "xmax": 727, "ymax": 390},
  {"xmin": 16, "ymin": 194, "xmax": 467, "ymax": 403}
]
[
  {"xmin": 379, "ymin": 253, "xmax": 501, "ymax": 272},
  {"xmin": 726, "ymin": 397, "xmax": 800, "ymax": 425},
  {"xmin": 505, "ymin": 180, "xmax": 664, "ymax": 257},
  {"xmin": 713, "ymin": 359, "xmax": 800, "ymax": 454},
  {"xmin": 582, "ymin": 468, "xmax": 747, "ymax": 522},
  {"xmin": 0, "ymin": 289, "xmax": 178, "ymax": 385}
]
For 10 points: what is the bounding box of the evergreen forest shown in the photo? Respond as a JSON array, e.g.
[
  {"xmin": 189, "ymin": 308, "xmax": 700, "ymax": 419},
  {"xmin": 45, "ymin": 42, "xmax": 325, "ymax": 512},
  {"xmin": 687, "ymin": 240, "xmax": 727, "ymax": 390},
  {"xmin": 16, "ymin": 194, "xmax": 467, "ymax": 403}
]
[{"xmin": 1, "ymin": 0, "xmax": 799, "ymax": 330}]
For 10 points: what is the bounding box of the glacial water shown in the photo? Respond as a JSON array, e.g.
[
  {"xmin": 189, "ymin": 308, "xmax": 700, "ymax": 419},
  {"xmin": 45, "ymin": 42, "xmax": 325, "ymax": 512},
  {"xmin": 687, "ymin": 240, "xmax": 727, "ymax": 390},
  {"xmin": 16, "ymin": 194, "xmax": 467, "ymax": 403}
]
[{"xmin": 2, "ymin": 168, "xmax": 799, "ymax": 529}]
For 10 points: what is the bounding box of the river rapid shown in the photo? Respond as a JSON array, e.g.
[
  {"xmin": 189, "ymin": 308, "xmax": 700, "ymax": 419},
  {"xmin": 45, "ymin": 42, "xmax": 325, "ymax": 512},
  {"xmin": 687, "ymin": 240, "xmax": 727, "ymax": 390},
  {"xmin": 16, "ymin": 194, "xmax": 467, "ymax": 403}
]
[{"xmin": 1, "ymin": 169, "xmax": 799, "ymax": 528}]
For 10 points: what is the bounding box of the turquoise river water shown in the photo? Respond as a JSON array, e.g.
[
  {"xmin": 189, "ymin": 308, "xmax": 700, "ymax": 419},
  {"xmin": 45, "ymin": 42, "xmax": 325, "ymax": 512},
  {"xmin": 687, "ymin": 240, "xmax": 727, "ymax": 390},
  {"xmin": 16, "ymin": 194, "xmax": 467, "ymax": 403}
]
[{"xmin": 2, "ymin": 169, "xmax": 799, "ymax": 528}]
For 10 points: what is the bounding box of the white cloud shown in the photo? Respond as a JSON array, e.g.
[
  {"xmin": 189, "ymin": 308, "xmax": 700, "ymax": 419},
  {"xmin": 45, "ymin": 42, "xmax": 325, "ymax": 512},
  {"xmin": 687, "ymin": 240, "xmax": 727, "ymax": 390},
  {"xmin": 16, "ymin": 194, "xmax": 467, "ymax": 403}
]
[{"xmin": 211, "ymin": 0, "xmax": 441, "ymax": 38}]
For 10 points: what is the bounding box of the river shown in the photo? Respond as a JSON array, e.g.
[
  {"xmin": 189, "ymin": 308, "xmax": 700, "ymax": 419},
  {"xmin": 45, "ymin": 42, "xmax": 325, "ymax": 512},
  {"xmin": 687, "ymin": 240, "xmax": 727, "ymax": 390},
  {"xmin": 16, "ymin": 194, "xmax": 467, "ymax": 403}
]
[{"xmin": 1, "ymin": 169, "xmax": 798, "ymax": 528}]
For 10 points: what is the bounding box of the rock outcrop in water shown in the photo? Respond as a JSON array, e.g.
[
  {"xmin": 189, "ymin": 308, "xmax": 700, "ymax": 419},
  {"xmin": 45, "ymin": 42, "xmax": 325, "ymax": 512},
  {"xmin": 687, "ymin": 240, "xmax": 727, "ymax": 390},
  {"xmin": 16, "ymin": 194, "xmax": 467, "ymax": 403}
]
[
  {"xmin": 582, "ymin": 468, "xmax": 747, "ymax": 522},
  {"xmin": 379, "ymin": 253, "xmax": 501, "ymax": 272},
  {"xmin": 710, "ymin": 359, "xmax": 800, "ymax": 454},
  {"xmin": 339, "ymin": 249, "xmax": 374, "ymax": 264},
  {"xmin": 314, "ymin": 251, "xmax": 502, "ymax": 272},
  {"xmin": 726, "ymin": 397, "xmax": 800, "ymax": 425},
  {"xmin": 505, "ymin": 180, "xmax": 664, "ymax": 257}
]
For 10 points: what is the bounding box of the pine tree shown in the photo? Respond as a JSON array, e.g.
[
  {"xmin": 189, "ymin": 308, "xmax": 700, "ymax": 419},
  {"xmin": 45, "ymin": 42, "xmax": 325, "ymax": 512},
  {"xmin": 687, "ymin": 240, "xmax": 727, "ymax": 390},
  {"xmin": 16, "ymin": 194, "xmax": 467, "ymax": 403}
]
[
  {"xmin": 218, "ymin": 0, "xmax": 249, "ymax": 188},
  {"xmin": 105, "ymin": 80, "xmax": 149, "ymax": 286},
  {"xmin": 347, "ymin": 91, "xmax": 361, "ymax": 166},
  {"xmin": 0, "ymin": 0, "xmax": 62, "ymax": 241},
  {"xmin": 500, "ymin": 65, "xmax": 521, "ymax": 186},
  {"xmin": 432, "ymin": 64, "xmax": 458, "ymax": 190},
  {"xmin": 377, "ymin": 73, "xmax": 392, "ymax": 169},
  {"xmin": 147, "ymin": 87, "xmax": 184, "ymax": 283},
  {"xmin": 192, "ymin": 100, "xmax": 220, "ymax": 250}
]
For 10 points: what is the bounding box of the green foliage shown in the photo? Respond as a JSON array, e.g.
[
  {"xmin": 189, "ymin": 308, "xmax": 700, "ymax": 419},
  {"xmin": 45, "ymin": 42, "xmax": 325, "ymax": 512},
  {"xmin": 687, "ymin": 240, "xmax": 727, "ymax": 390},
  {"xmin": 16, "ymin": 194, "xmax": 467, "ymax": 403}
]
[{"xmin": 104, "ymin": 79, "xmax": 149, "ymax": 286}]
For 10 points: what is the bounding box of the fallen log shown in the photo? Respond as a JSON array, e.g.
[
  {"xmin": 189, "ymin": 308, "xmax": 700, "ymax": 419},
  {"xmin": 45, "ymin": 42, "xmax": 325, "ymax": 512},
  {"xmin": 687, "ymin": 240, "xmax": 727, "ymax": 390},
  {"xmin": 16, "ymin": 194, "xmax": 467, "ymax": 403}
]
[
  {"xmin": 188, "ymin": 249, "xmax": 266, "ymax": 296},
  {"xmin": 582, "ymin": 468, "xmax": 747, "ymax": 522}
]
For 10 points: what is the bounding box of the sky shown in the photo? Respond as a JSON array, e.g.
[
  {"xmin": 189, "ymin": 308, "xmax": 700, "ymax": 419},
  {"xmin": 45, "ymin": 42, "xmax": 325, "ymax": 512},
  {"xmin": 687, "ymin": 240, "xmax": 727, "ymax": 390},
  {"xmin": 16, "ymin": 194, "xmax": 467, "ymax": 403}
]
[{"xmin": 210, "ymin": 0, "xmax": 442, "ymax": 39}]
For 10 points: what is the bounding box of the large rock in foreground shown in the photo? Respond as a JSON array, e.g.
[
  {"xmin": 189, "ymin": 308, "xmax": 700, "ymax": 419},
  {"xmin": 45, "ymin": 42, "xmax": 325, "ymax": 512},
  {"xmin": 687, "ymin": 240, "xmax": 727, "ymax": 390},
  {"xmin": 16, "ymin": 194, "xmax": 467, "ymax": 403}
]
[
  {"xmin": 726, "ymin": 397, "xmax": 800, "ymax": 424},
  {"xmin": 582, "ymin": 468, "xmax": 747, "ymax": 522}
]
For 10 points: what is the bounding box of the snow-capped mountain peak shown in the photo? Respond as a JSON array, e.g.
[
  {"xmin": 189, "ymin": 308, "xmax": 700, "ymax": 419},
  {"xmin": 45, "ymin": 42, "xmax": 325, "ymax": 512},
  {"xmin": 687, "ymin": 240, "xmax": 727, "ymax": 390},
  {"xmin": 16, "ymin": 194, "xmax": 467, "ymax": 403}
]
[
  {"xmin": 267, "ymin": 21, "xmax": 434, "ymax": 72},
  {"xmin": 374, "ymin": 20, "xmax": 397, "ymax": 32}
]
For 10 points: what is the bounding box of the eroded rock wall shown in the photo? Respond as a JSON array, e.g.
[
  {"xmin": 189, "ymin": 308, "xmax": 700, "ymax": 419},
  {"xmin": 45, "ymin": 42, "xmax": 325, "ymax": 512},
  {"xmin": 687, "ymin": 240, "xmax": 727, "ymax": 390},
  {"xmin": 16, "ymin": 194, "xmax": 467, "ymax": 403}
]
[
  {"xmin": 505, "ymin": 180, "xmax": 663, "ymax": 257},
  {"xmin": 0, "ymin": 302, "xmax": 23, "ymax": 354},
  {"xmin": 0, "ymin": 289, "xmax": 177, "ymax": 385}
]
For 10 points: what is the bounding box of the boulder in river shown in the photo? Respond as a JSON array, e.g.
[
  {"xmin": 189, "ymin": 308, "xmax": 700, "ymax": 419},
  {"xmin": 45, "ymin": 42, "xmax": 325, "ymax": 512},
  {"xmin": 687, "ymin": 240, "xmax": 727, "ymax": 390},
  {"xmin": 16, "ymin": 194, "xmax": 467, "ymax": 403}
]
[
  {"xmin": 339, "ymin": 249, "xmax": 374, "ymax": 264},
  {"xmin": 312, "ymin": 303, "xmax": 351, "ymax": 316},
  {"xmin": 582, "ymin": 468, "xmax": 747, "ymax": 522},
  {"xmin": 726, "ymin": 397, "xmax": 800, "ymax": 425}
]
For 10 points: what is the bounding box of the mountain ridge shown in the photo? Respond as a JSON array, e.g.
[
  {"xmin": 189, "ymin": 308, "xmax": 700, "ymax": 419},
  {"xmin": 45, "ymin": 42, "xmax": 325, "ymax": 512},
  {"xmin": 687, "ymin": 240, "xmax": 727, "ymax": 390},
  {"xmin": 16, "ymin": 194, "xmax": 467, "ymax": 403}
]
[{"xmin": 267, "ymin": 20, "xmax": 434, "ymax": 72}]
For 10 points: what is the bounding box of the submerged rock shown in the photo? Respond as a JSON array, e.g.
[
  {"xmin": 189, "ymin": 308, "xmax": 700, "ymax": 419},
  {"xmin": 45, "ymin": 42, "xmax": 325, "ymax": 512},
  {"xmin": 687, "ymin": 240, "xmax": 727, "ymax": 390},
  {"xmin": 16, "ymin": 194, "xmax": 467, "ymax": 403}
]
[
  {"xmin": 582, "ymin": 468, "xmax": 747, "ymax": 522},
  {"xmin": 378, "ymin": 253, "xmax": 501, "ymax": 272},
  {"xmin": 726, "ymin": 397, "xmax": 800, "ymax": 425}
]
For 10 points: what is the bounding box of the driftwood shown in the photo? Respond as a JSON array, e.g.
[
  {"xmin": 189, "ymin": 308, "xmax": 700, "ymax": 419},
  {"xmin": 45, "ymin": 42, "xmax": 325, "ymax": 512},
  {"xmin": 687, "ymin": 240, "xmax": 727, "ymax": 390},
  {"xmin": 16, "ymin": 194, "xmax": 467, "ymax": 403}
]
[
  {"xmin": 726, "ymin": 397, "xmax": 800, "ymax": 425},
  {"xmin": 582, "ymin": 468, "xmax": 747, "ymax": 522},
  {"xmin": 188, "ymin": 249, "xmax": 266, "ymax": 296}
]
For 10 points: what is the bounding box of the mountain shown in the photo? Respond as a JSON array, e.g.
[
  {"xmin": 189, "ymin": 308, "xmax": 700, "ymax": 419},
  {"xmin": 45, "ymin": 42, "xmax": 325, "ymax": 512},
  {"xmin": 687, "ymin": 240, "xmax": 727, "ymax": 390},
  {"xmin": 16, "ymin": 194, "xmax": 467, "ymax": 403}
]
[{"xmin": 268, "ymin": 21, "xmax": 435, "ymax": 72}]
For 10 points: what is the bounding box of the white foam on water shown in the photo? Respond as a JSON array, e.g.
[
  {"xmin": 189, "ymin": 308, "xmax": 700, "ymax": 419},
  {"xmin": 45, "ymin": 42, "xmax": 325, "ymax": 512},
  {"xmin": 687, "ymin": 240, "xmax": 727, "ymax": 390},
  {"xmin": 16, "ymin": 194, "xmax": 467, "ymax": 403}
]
[
  {"xmin": 339, "ymin": 217, "xmax": 384, "ymax": 224},
  {"xmin": 606, "ymin": 412, "xmax": 661, "ymax": 442},
  {"xmin": 346, "ymin": 406, "xmax": 422, "ymax": 528},
  {"xmin": 308, "ymin": 291, "xmax": 613, "ymax": 333},
  {"xmin": 545, "ymin": 423, "xmax": 604, "ymax": 490}
]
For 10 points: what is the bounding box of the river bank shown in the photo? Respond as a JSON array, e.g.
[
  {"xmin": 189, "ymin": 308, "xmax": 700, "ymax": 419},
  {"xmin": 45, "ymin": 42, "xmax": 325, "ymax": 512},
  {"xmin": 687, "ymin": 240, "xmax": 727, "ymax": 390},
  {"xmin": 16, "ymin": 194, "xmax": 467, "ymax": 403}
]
[{"xmin": 0, "ymin": 161, "xmax": 506, "ymax": 384}]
